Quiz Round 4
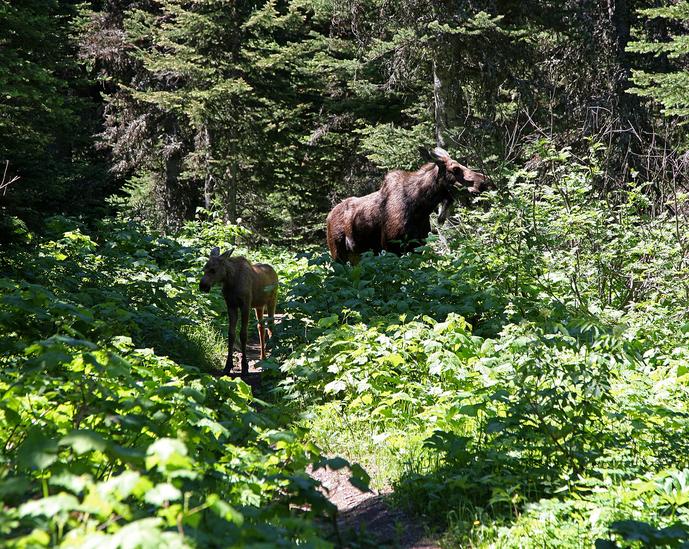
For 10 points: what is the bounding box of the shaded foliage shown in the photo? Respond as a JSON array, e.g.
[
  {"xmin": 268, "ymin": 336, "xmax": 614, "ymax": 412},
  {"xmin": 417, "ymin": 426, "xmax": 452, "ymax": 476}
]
[
  {"xmin": 0, "ymin": 0, "xmax": 111, "ymax": 225},
  {"xmin": 273, "ymin": 143, "xmax": 689, "ymax": 546}
]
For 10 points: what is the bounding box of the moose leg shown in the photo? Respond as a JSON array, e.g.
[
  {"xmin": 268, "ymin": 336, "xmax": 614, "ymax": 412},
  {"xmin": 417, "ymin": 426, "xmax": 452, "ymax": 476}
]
[
  {"xmin": 343, "ymin": 229, "xmax": 360, "ymax": 265},
  {"xmin": 239, "ymin": 305, "xmax": 250, "ymax": 375},
  {"xmin": 224, "ymin": 307, "xmax": 238, "ymax": 374},
  {"xmin": 255, "ymin": 306, "xmax": 266, "ymax": 360}
]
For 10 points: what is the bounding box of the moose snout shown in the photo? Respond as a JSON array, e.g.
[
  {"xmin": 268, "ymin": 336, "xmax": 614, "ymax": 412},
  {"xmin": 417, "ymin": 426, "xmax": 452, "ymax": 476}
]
[{"xmin": 199, "ymin": 280, "xmax": 211, "ymax": 293}]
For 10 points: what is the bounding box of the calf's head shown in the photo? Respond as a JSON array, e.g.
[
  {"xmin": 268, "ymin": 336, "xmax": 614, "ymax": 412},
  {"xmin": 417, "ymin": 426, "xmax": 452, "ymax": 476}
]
[
  {"xmin": 429, "ymin": 147, "xmax": 486, "ymax": 194},
  {"xmin": 199, "ymin": 247, "xmax": 233, "ymax": 293}
]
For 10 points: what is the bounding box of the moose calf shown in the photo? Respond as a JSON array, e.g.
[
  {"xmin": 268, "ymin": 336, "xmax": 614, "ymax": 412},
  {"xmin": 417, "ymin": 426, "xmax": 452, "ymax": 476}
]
[
  {"xmin": 199, "ymin": 247, "xmax": 278, "ymax": 376},
  {"xmin": 326, "ymin": 147, "xmax": 486, "ymax": 264}
]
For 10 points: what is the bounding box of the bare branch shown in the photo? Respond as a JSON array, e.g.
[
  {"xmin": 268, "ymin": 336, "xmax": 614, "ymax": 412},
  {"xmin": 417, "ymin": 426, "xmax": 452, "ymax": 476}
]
[{"xmin": 0, "ymin": 161, "xmax": 20, "ymax": 197}]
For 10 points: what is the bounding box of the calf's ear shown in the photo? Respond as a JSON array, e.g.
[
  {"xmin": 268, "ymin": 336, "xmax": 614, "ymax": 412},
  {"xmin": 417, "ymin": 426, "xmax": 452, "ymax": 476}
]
[
  {"xmin": 418, "ymin": 146, "xmax": 433, "ymax": 162},
  {"xmin": 210, "ymin": 246, "xmax": 220, "ymax": 257},
  {"xmin": 221, "ymin": 248, "xmax": 234, "ymax": 258}
]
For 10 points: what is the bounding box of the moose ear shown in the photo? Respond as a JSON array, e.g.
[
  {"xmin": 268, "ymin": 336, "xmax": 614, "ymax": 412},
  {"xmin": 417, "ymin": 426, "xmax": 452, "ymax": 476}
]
[
  {"xmin": 221, "ymin": 248, "xmax": 234, "ymax": 258},
  {"xmin": 430, "ymin": 147, "xmax": 451, "ymax": 162},
  {"xmin": 210, "ymin": 247, "xmax": 220, "ymax": 257}
]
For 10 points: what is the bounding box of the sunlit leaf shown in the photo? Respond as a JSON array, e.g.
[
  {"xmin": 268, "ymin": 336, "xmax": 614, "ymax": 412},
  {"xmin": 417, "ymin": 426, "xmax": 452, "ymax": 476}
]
[{"xmin": 60, "ymin": 430, "xmax": 107, "ymax": 455}]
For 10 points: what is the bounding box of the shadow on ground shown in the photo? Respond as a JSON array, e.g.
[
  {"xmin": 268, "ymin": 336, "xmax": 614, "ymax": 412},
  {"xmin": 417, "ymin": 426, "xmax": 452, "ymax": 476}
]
[{"xmin": 310, "ymin": 465, "xmax": 438, "ymax": 549}]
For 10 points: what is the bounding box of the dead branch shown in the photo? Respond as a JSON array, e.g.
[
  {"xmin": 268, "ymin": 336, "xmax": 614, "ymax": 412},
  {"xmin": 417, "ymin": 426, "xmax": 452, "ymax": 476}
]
[{"xmin": 0, "ymin": 161, "xmax": 20, "ymax": 197}]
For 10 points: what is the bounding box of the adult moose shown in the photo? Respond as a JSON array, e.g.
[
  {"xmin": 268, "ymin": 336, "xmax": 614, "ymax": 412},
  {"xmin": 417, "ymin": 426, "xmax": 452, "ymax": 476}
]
[
  {"xmin": 199, "ymin": 247, "xmax": 278, "ymax": 376},
  {"xmin": 326, "ymin": 147, "xmax": 486, "ymax": 264}
]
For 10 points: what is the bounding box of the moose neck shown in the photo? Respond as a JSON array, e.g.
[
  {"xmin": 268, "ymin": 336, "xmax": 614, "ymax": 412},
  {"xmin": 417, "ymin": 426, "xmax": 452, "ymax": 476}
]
[
  {"xmin": 220, "ymin": 259, "xmax": 239, "ymax": 288},
  {"xmin": 412, "ymin": 164, "xmax": 449, "ymax": 213}
]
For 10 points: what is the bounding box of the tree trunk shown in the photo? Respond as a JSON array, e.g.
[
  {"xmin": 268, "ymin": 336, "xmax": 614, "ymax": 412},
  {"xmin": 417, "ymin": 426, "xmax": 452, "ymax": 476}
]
[
  {"xmin": 204, "ymin": 174, "xmax": 213, "ymax": 211},
  {"xmin": 607, "ymin": 0, "xmax": 649, "ymax": 186},
  {"xmin": 224, "ymin": 162, "xmax": 238, "ymax": 224},
  {"xmin": 162, "ymin": 118, "xmax": 183, "ymax": 230},
  {"xmin": 163, "ymin": 151, "xmax": 184, "ymax": 230},
  {"xmin": 608, "ymin": 0, "xmax": 635, "ymax": 118},
  {"xmin": 161, "ymin": 116, "xmax": 196, "ymax": 230},
  {"xmin": 432, "ymin": 2, "xmax": 460, "ymax": 149},
  {"xmin": 433, "ymin": 58, "xmax": 458, "ymax": 149},
  {"xmin": 201, "ymin": 126, "xmax": 214, "ymax": 211},
  {"xmin": 223, "ymin": 1, "xmax": 240, "ymax": 224}
]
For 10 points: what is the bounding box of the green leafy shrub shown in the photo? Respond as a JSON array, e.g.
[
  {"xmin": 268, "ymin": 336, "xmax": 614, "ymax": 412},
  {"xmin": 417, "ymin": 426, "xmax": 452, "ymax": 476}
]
[
  {"xmin": 274, "ymin": 141, "xmax": 689, "ymax": 546},
  {"xmin": 0, "ymin": 216, "xmax": 366, "ymax": 547}
]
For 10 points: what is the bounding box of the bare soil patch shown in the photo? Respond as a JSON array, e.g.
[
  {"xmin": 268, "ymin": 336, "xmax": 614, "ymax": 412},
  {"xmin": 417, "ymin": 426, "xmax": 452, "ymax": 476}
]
[{"xmin": 309, "ymin": 465, "xmax": 438, "ymax": 549}]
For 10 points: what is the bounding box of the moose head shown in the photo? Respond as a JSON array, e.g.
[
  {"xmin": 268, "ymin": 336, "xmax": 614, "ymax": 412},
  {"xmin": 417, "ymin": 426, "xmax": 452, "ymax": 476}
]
[
  {"xmin": 427, "ymin": 147, "xmax": 487, "ymax": 194},
  {"xmin": 199, "ymin": 247, "xmax": 233, "ymax": 293}
]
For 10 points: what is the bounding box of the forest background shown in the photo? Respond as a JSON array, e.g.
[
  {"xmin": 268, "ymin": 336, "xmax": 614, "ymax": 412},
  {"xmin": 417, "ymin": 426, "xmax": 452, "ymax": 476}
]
[{"xmin": 2, "ymin": 0, "xmax": 688, "ymax": 241}]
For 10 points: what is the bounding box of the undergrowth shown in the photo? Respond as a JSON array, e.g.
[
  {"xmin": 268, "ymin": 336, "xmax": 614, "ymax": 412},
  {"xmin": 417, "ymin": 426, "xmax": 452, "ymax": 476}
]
[
  {"xmin": 273, "ymin": 140, "xmax": 689, "ymax": 548},
  {"xmin": 4, "ymin": 140, "xmax": 689, "ymax": 547},
  {"xmin": 0, "ymin": 214, "xmax": 365, "ymax": 547}
]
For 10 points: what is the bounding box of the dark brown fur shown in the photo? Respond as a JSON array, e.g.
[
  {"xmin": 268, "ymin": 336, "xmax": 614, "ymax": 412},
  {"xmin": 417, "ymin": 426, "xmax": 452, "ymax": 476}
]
[
  {"xmin": 326, "ymin": 148, "xmax": 486, "ymax": 264},
  {"xmin": 199, "ymin": 248, "xmax": 278, "ymax": 375}
]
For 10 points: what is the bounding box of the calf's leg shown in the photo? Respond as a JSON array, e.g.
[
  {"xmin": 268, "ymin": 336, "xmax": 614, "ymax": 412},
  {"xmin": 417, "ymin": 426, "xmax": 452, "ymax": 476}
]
[
  {"xmin": 224, "ymin": 307, "xmax": 238, "ymax": 374},
  {"xmin": 240, "ymin": 305, "xmax": 250, "ymax": 375},
  {"xmin": 266, "ymin": 292, "xmax": 277, "ymax": 340},
  {"xmin": 255, "ymin": 306, "xmax": 266, "ymax": 360}
]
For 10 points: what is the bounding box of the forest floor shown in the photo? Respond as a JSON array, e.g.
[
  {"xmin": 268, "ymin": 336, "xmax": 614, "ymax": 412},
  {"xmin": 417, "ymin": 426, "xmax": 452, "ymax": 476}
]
[{"xmin": 234, "ymin": 315, "xmax": 439, "ymax": 548}]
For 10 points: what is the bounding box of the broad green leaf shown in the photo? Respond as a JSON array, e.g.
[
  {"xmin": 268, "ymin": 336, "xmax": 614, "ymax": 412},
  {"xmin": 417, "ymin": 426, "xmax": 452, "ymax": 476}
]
[
  {"xmin": 17, "ymin": 428, "xmax": 58, "ymax": 470},
  {"xmin": 109, "ymin": 518, "xmax": 177, "ymax": 548},
  {"xmin": 324, "ymin": 379, "xmax": 347, "ymax": 394},
  {"xmin": 146, "ymin": 438, "xmax": 192, "ymax": 473},
  {"xmin": 97, "ymin": 471, "xmax": 148, "ymax": 500},
  {"xmin": 145, "ymin": 483, "xmax": 182, "ymax": 506},
  {"xmin": 208, "ymin": 495, "xmax": 244, "ymax": 525},
  {"xmin": 348, "ymin": 463, "xmax": 370, "ymax": 493},
  {"xmin": 317, "ymin": 314, "xmax": 339, "ymax": 328},
  {"xmin": 19, "ymin": 493, "xmax": 80, "ymax": 518},
  {"xmin": 0, "ymin": 477, "xmax": 31, "ymax": 498},
  {"xmin": 60, "ymin": 430, "xmax": 107, "ymax": 455}
]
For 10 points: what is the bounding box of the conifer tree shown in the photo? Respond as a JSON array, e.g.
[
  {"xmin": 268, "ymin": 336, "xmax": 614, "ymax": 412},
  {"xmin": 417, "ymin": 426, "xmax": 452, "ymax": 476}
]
[
  {"xmin": 628, "ymin": 1, "xmax": 689, "ymax": 117},
  {"xmin": 84, "ymin": 0, "xmax": 346, "ymax": 235},
  {"xmin": 0, "ymin": 0, "xmax": 103, "ymax": 216}
]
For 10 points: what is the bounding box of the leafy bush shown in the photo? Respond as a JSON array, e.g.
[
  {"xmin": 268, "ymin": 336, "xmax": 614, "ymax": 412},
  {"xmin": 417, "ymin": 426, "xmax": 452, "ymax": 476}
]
[
  {"xmin": 0, "ymin": 216, "xmax": 365, "ymax": 547},
  {"xmin": 272, "ymin": 141, "xmax": 689, "ymax": 546},
  {"xmin": 6, "ymin": 139, "xmax": 689, "ymax": 546}
]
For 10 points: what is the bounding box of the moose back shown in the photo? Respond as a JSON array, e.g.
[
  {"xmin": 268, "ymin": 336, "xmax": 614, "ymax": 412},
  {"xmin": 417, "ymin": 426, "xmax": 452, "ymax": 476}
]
[{"xmin": 326, "ymin": 148, "xmax": 486, "ymax": 264}]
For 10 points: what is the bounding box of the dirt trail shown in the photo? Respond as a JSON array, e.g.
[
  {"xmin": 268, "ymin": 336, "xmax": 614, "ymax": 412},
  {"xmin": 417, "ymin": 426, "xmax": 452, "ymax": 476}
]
[
  {"xmin": 217, "ymin": 313, "xmax": 285, "ymax": 389},
  {"xmin": 309, "ymin": 465, "xmax": 438, "ymax": 548},
  {"xmin": 229, "ymin": 314, "xmax": 439, "ymax": 548}
]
